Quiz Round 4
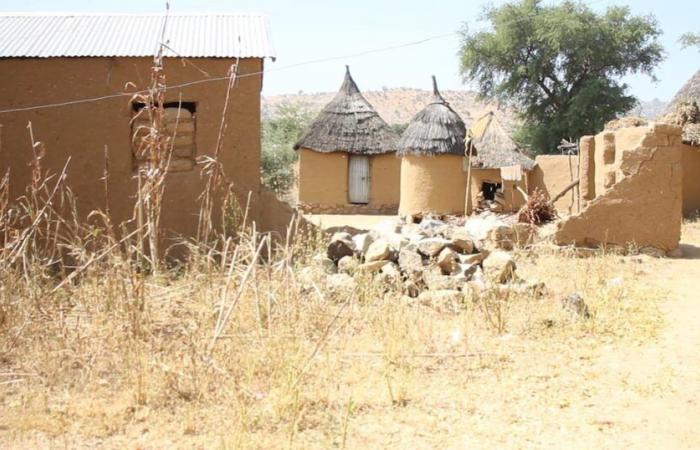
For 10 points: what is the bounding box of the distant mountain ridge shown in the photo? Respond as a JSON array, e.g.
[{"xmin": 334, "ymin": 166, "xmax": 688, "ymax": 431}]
[
  {"xmin": 263, "ymin": 89, "xmax": 668, "ymax": 130},
  {"xmin": 263, "ymin": 87, "xmax": 515, "ymax": 129},
  {"xmin": 630, "ymin": 98, "xmax": 669, "ymax": 120}
]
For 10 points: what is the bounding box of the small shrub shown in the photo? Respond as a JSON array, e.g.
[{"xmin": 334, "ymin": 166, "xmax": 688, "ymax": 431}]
[{"xmin": 518, "ymin": 187, "xmax": 556, "ymax": 225}]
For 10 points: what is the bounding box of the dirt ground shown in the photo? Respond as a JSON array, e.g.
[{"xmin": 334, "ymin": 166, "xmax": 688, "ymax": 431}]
[
  {"xmin": 2, "ymin": 221, "xmax": 699, "ymax": 449},
  {"xmin": 581, "ymin": 227, "xmax": 700, "ymax": 449},
  {"xmin": 305, "ymin": 214, "xmax": 396, "ymax": 232}
]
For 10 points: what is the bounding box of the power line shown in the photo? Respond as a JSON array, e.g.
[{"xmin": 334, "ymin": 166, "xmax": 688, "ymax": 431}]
[{"xmin": 0, "ymin": 32, "xmax": 457, "ymax": 115}]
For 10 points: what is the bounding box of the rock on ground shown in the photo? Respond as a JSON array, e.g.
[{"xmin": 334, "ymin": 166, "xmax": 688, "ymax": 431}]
[
  {"xmin": 352, "ymin": 233, "xmax": 374, "ymax": 256},
  {"xmin": 312, "ymin": 255, "xmax": 337, "ymax": 274},
  {"xmin": 337, "ymin": 256, "xmax": 359, "ymax": 274},
  {"xmin": 482, "ymin": 250, "xmax": 517, "ymax": 284},
  {"xmin": 437, "ymin": 247, "xmax": 459, "ymax": 275},
  {"xmin": 561, "ymin": 293, "xmax": 591, "ymax": 319},
  {"xmin": 417, "ymin": 238, "xmax": 450, "ymax": 257},
  {"xmin": 327, "ymin": 232, "xmax": 355, "ymax": 262},
  {"xmin": 398, "ymin": 247, "xmax": 425, "ymax": 280},
  {"xmin": 365, "ymin": 239, "xmax": 393, "ymax": 262}
]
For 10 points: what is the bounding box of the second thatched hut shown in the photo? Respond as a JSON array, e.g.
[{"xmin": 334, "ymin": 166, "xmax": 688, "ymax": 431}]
[
  {"xmin": 662, "ymin": 68, "xmax": 700, "ymax": 216},
  {"xmin": 467, "ymin": 112, "xmax": 536, "ymax": 213},
  {"xmin": 294, "ymin": 67, "xmax": 400, "ymax": 214},
  {"xmin": 397, "ymin": 76, "xmax": 469, "ymax": 216}
]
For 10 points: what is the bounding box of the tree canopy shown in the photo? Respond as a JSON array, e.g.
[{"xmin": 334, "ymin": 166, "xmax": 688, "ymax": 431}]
[
  {"xmin": 680, "ymin": 32, "xmax": 700, "ymax": 51},
  {"xmin": 459, "ymin": 0, "xmax": 664, "ymax": 153}
]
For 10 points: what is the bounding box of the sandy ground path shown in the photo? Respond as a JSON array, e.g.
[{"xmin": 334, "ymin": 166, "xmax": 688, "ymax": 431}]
[{"xmin": 590, "ymin": 240, "xmax": 700, "ymax": 449}]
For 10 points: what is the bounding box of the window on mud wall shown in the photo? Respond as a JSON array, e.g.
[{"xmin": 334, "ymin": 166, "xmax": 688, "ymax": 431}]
[
  {"xmin": 481, "ymin": 181, "xmax": 502, "ymax": 201},
  {"xmin": 131, "ymin": 102, "xmax": 197, "ymax": 172}
]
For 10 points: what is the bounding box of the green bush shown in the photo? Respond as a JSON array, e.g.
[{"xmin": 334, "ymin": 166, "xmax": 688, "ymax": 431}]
[{"xmin": 261, "ymin": 103, "xmax": 314, "ymax": 194}]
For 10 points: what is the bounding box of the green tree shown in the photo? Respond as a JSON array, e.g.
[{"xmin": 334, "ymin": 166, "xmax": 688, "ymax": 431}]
[
  {"xmin": 261, "ymin": 102, "xmax": 313, "ymax": 194},
  {"xmin": 459, "ymin": 0, "xmax": 663, "ymax": 153},
  {"xmin": 680, "ymin": 32, "xmax": 700, "ymax": 50}
]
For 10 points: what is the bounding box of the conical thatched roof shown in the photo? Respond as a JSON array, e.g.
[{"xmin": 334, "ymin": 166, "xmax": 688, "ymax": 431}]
[
  {"xmin": 668, "ymin": 69, "xmax": 700, "ymax": 110},
  {"xmin": 293, "ymin": 67, "xmax": 398, "ymax": 154},
  {"xmin": 468, "ymin": 112, "xmax": 536, "ymax": 170},
  {"xmin": 662, "ymin": 69, "xmax": 700, "ymax": 146},
  {"xmin": 396, "ymin": 76, "xmax": 467, "ymax": 156}
]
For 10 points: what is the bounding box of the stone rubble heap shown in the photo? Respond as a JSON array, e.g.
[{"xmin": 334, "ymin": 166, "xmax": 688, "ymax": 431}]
[{"xmin": 310, "ymin": 213, "xmax": 546, "ymax": 310}]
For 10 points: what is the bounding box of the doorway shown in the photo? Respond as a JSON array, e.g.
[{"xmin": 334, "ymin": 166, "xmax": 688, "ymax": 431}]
[
  {"xmin": 348, "ymin": 155, "xmax": 370, "ymax": 204},
  {"xmin": 481, "ymin": 181, "xmax": 502, "ymax": 201}
]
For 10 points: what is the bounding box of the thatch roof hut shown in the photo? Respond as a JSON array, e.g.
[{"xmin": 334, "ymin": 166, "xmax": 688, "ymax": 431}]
[
  {"xmin": 662, "ymin": 69, "xmax": 700, "ymax": 146},
  {"xmin": 294, "ymin": 67, "xmax": 401, "ymax": 214},
  {"xmin": 294, "ymin": 66, "xmax": 399, "ymax": 154},
  {"xmin": 468, "ymin": 112, "xmax": 536, "ymax": 170},
  {"xmin": 397, "ymin": 76, "xmax": 471, "ymax": 216},
  {"xmin": 397, "ymin": 76, "xmax": 467, "ymax": 156}
]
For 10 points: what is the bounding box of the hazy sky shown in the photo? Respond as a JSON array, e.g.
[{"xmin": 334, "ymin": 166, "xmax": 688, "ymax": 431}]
[{"xmin": 2, "ymin": 0, "xmax": 699, "ymax": 100}]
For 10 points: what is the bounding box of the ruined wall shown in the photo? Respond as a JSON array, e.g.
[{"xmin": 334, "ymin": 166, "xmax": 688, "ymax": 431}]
[
  {"xmin": 297, "ymin": 149, "xmax": 400, "ymax": 214},
  {"xmin": 0, "ymin": 57, "xmax": 282, "ymax": 241},
  {"xmin": 530, "ymin": 155, "xmax": 580, "ymax": 214},
  {"xmin": 578, "ymin": 136, "xmax": 596, "ymax": 203},
  {"xmin": 682, "ymin": 145, "xmax": 700, "ymax": 217},
  {"xmin": 555, "ymin": 124, "xmax": 683, "ymax": 252},
  {"xmin": 399, "ymin": 154, "xmax": 467, "ymax": 216}
]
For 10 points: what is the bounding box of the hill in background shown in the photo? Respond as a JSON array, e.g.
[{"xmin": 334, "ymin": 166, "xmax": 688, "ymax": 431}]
[
  {"xmin": 263, "ymin": 88, "xmax": 667, "ymax": 132},
  {"xmin": 263, "ymin": 87, "xmax": 515, "ymax": 129}
]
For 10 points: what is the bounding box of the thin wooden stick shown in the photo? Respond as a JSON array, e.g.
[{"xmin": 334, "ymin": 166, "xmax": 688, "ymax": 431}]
[{"xmin": 551, "ymin": 179, "xmax": 580, "ymax": 204}]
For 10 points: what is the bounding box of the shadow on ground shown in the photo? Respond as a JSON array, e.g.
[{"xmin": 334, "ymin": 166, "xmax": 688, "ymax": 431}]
[{"xmin": 679, "ymin": 243, "xmax": 700, "ymax": 260}]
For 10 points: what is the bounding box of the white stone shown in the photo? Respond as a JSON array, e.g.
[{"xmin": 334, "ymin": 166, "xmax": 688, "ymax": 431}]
[
  {"xmin": 365, "ymin": 239, "xmax": 392, "ymax": 262},
  {"xmin": 417, "ymin": 238, "xmax": 450, "ymax": 257},
  {"xmin": 482, "ymin": 250, "xmax": 516, "ymax": 284}
]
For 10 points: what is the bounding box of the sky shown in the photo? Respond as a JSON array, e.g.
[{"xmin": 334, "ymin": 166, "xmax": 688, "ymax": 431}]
[{"xmin": 2, "ymin": 0, "xmax": 699, "ymax": 101}]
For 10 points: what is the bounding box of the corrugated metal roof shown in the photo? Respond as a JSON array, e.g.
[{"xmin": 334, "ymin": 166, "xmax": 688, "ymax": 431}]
[{"xmin": 0, "ymin": 13, "xmax": 275, "ymax": 59}]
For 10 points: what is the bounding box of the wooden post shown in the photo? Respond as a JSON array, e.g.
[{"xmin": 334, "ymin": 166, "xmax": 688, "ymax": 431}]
[{"xmin": 464, "ymin": 140, "xmax": 474, "ymax": 216}]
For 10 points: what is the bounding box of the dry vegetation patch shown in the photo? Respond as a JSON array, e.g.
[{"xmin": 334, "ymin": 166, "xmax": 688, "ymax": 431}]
[{"xmin": 0, "ymin": 229, "xmax": 665, "ymax": 448}]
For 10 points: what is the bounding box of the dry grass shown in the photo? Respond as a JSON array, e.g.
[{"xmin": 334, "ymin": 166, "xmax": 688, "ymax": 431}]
[{"xmin": 0, "ymin": 220, "xmax": 666, "ymax": 448}]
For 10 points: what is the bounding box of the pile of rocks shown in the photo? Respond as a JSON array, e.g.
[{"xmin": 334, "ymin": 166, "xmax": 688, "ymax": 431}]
[{"xmin": 311, "ymin": 214, "xmax": 542, "ymax": 309}]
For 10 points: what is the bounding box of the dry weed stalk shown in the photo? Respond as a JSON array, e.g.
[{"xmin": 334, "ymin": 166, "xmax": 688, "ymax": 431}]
[
  {"xmin": 130, "ymin": 62, "xmax": 171, "ymax": 276},
  {"xmin": 197, "ymin": 61, "xmax": 239, "ymax": 245}
]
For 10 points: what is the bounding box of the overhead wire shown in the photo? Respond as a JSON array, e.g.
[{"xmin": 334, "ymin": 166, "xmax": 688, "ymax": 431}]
[{"xmin": 0, "ymin": 0, "xmax": 613, "ymax": 116}]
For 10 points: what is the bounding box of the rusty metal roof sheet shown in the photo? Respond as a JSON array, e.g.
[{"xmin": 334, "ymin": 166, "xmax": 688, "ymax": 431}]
[{"xmin": 0, "ymin": 13, "xmax": 275, "ymax": 59}]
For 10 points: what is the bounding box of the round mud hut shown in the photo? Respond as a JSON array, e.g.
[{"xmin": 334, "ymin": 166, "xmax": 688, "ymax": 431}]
[
  {"xmin": 397, "ymin": 76, "xmax": 468, "ymax": 216},
  {"xmin": 294, "ymin": 66, "xmax": 400, "ymax": 214}
]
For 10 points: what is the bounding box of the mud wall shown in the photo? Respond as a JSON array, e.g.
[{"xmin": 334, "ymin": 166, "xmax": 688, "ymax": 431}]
[
  {"xmin": 682, "ymin": 146, "xmax": 700, "ymax": 217},
  {"xmin": 297, "ymin": 148, "xmax": 400, "ymax": 214},
  {"xmin": 0, "ymin": 57, "xmax": 299, "ymax": 241},
  {"xmin": 470, "ymin": 168, "xmax": 528, "ymax": 212},
  {"xmin": 399, "ymin": 154, "xmax": 467, "ymax": 216},
  {"xmin": 555, "ymin": 124, "xmax": 683, "ymax": 252},
  {"xmin": 530, "ymin": 155, "xmax": 579, "ymax": 214}
]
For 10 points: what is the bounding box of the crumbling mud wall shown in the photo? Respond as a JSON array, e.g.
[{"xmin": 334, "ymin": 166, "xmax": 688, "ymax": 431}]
[
  {"xmin": 555, "ymin": 124, "xmax": 683, "ymax": 252},
  {"xmin": 297, "ymin": 149, "xmax": 400, "ymax": 214},
  {"xmin": 530, "ymin": 155, "xmax": 579, "ymax": 213}
]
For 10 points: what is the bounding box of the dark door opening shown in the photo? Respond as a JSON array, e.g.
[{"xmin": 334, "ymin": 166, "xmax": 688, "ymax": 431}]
[{"xmin": 481, "ymin": 181, "xmax": 502, "ymax": 201}]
